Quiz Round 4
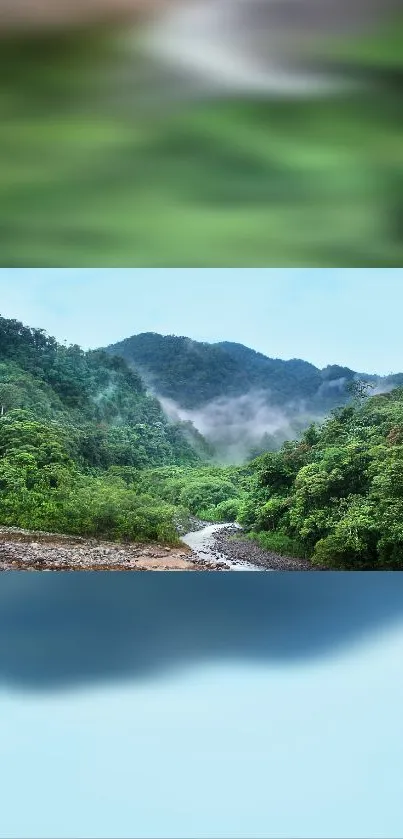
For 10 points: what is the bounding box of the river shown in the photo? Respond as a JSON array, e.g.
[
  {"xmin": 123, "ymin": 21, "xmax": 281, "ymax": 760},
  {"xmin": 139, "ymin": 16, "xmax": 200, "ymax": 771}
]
[
  {"xmin": 181, "ymin": 521, "xmax": 314, "ymax": 571},
  {"xmin": 181, "ymin": 522, "xmax": 262, "ymax": 571}
]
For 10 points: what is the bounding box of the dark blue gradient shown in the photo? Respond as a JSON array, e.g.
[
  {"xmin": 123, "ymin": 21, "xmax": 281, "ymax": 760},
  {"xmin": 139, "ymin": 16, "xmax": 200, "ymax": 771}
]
[{"xmin": 1, "ymin": 571, "xmax": 403, "ymax": 689}]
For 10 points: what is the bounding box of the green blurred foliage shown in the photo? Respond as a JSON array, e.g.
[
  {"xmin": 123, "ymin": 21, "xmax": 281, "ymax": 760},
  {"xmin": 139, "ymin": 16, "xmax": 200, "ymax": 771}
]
[{"xmin": 0, "ymin": 19, "xmax": 402, "ymax": 266}]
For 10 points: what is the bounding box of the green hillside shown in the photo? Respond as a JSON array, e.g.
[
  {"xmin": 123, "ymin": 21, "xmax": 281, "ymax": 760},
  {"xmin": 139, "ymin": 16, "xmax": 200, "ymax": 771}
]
[
  {"xmin": 0, "ymin": 315, "xmax": 208, "ymax": 543},
  {"xmin": 241, "ymin": 386, "xmax": 403, "ymax": 568}
]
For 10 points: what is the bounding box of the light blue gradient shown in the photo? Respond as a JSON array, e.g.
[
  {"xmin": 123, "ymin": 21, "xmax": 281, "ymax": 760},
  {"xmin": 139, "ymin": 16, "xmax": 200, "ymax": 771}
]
[
  {"xmin": 1, "ymin": 623, "xmax": 403, "ymax": 839},
  {"xmin": 1, "ymin": 571, "xmax": 403, "ymax": 839},
  {"xmin": 0, "ymin": 269, "xmax": 401, "ymax": 375}
]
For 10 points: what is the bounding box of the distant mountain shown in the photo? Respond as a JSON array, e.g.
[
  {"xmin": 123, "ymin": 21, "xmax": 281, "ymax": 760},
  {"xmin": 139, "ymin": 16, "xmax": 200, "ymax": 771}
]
[
  {"xmin": 105, "ymin": 332, "xmax": 403, "ymax": 460},
  {"xmin": 105, "ymin": 332, "xmax": 401, "ymax": 410}
]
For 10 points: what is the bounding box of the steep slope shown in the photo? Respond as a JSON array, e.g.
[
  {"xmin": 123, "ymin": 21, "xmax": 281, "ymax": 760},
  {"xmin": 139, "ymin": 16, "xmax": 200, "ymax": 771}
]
[
  {"xmin": 0, "ymin": 316, "xmax": 214, "ymax": 544},
  {"xmin": 0, "ymin": 316, "xmax": 206, "ymax": 468}
]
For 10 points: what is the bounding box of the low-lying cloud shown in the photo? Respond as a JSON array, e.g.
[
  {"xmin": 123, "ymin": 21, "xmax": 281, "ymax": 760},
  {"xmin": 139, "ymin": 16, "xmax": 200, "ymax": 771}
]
[
  {"xmin": 159, "ymin": 390, "xmax": 317, "ymax": 463},
  {"xmin": 371, "ymin": 383, "xmax": 396, "ymax": 396},
  {"xmin": 154, "ymin": 371, "xmax": 402, "ymax": 463}
]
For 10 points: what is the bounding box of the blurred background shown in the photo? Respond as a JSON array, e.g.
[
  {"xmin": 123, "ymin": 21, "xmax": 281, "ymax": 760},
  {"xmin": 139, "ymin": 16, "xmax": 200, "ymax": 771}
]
[
  {"xmin": 1, "ymin": 571, "xmax": 403, "ymax": 838},
  {"xmin": 0, "ymin": 0, "xmax": 402, "ymax": 266}
]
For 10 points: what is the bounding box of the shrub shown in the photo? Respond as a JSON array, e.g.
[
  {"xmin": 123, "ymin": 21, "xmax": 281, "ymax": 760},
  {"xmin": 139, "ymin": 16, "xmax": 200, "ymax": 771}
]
[{"xmin": 249, "ymin": 530, "xmax": 309, "ymax": 560}]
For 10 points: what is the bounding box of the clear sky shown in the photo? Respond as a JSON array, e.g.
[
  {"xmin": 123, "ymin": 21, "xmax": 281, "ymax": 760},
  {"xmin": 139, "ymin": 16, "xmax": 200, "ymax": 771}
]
[{"xmin": 0, "ymin": 268, "xmax": 400, "ymax": 375}]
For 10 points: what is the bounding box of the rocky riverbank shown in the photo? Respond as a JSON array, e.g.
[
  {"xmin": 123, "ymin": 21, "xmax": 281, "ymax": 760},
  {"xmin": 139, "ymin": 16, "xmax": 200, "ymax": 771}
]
[
  {"xmin": 0, "ymin": 523, "xmax": 321, "ymax": 572},
  {"xmin": 211, "ymin": 525, "xmax": 320, "ymax": 571},
  {"xmin": 0, "ymin": 526, "xmax": 226, "ymax": 572}
]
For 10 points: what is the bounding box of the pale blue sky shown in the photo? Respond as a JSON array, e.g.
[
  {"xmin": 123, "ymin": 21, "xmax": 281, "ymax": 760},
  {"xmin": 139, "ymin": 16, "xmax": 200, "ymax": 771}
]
[{"xmin": 0, "ymin": 269, "xmax": 400, "ymax": 374}]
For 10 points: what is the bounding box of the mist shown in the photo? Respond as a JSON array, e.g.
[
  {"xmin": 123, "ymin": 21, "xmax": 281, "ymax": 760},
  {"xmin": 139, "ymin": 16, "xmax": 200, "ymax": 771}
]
[
  {"xmin": 157, "ymin": 371, "xmax": 401, "ymax": 463},
  {"xmin": 159, "ymin": 390, "xmax": 321, "ymax": 463},
  {"xmin": 371, "ymin": 382, "xmax": 397, "ymax": 396}
]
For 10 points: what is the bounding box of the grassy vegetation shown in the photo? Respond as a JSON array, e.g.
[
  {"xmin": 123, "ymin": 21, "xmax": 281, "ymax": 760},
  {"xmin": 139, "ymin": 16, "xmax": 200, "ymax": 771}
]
[{"xmin": 246, "ymin": 531, "xmax": 310, "ymax": 560}]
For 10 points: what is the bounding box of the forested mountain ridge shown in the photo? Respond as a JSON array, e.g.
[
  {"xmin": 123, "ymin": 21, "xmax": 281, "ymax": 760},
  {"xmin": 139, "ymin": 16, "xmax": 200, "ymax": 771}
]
[
  {"xmin": 0, "ymin": 316, "xmax": 209, "ymax": 467},
  {"xmin": 106, "ymin": 333, "xmax": 249, "ymax": 408},
  {"xmin": 105, "ymin": 332, "xmax": 403, "ymax": 412},
  {"xmin": 0, "ymin": 315, "xmax": 213, "ymax": 544}
]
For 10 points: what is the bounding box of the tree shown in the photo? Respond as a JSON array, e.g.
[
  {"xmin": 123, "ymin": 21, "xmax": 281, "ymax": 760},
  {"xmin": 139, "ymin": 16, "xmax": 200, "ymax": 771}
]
[
  {"xmin": 0, "ymin": 383, "xmax": 22, "ymax": 416},
  {"xmin": 346, "ymin": 379, "xmax": 375, "ymax": 402}
]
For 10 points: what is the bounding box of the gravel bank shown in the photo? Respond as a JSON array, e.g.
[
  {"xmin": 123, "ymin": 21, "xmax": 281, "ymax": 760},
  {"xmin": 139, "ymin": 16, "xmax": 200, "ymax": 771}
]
[
  {"xmin": 211, "ymin": 525, "xmax": 322, "ymax": 571},
  {"xmin": 0, "ymin": 527, "xmax": 225, "ymax": 572}
]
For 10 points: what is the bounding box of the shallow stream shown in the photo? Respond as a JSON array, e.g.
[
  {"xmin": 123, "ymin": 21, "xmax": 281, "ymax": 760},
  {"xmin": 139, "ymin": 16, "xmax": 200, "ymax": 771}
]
[{"xmin": 181, "ymin": 522, "xmax": 262, "ymax": 571}]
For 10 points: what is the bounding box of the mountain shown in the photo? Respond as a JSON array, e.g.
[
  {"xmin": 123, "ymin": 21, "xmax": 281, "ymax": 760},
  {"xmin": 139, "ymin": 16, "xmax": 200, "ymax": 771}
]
[
  {"xmin": 106, "ymin": 332, "xmax": 329, "ymax": 408},
  {"xmin": 105, "ymin": 331, "xmax": 401, "ymax": 409},
  {"xmin": 104, "ymin": 332, "xmax": 403, "ymax": 459},
  {"xmin": 105, "ymin": 333, "xmax": 249, "ymax": 408}
]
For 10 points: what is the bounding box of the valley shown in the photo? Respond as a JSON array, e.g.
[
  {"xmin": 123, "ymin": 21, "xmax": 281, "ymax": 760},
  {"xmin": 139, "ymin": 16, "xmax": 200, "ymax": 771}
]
[{"xmin": 1, "ymin": 315, "xmax": 403, "ymax": 571}]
